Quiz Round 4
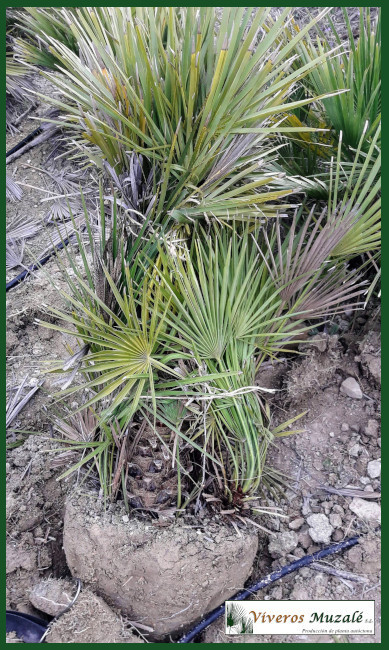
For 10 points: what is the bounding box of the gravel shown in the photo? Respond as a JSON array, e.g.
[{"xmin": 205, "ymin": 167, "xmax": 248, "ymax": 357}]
[
  {"xmin": 268, "ymin": 531, "xmax": 298, "ymax": 558},
  {"xmin": 349, "ymin": 498, "xmax": 381, "ymax": 526},
  {"xmin": 340, "ymin": 377, "xmax": 363, "ymax": 400},
  {"xmin": 306, "ymin": 514, "xmax": 334, "ymax": 544},
  {"xmin": 367, "ymin": 460, "xmax": 381, "ymax": 479}
]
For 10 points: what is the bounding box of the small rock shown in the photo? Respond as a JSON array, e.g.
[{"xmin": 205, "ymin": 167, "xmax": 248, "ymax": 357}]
[
  {"xmin": 290, "ymin": 585, "xmax": 309, "ymax": 600},
  {"xmin": 298, "ymin": 531, "xmax": 311, "ymax": 550},
  {"xmin": 289, "ymin": 547, "xmax": 305, "ymax": 559},
  {"xmin": 299, "ymin": 567, "xmax": 311, "ymax": 578},
  {"xmin": 360, "ymin": 477, "xmax": 371, "ymax": 485},
  {"xmin": 367, "ymin": 460, "xmax": 381, "ymax": 479},
  {"xmin": 349, "ymin": 498, "xmax": 381, "ymax": 525},
  {"xmin": 122, "ymin": 515, "xmax": 129, "ymax": 524},
  {"xmin": 313, "ymin": 573, "xmax": 329, "ymax": 597},
  {"xmin": 347, "ymin": 547, "xmax": 363, "ymax": 565},
  {"xmin": 340, "ymin": 377, "xmax": 363, "ymax": 399},
  {"xmin": 337, "ymin": 318, "xmax": 349, "ymax": 333},
  {"xmin": 306, "ymin": 514, "xmax": 334, "ymax": 544},
  {"xmin": 351, "ymin": 423, "xmax": 360, "ymax": 433},
  {"xmin": 329, "ymin": 513, "xmax": 342, "ymax": 529},
  {"xmin": 289, "ymin": 517, "xmax": 304, "ymax": 531},
  {"xmin": 307, "ymin": 545, "xmax": 320, "ymax": 554},
  {"xmin": 301, "ymin": 500, "xmax": 311, "ymax": 516},
  {"xmin": 29, "ymin": 578, "xmax": 75, "ymax": 617},
  {"xmin": 268, "ymin": 531, "xmax": 298, "ymax": 558},
  {"xmin": 40, "ymin": 327, "xmax": 53, "ymax": 341},
  {"xmin": 332, "ymin": 529, "xmax": 344, "ymax": 542},
  {"xmin": 268, "ymin": 517, "xmax": 280, "ymax": 532},
  {"xmin": 365, "ymin": 356, "xmax": 381, "ymax": 386},
  {"xmin": 349, "ymin": 443, "xmax": 361, "ymax": 457},
  {"xmin": 341, "ymin": 423, "xmax": 349, "ymax": 432},
  {"xmin": 271, "ymin": 586, "xmax": 283, "ymax": 600},
  {"xmin": 365, "ymin": 420, "xmax": 379, "ymax": 437},
  {"xmin": 329, "ymin": 431, "xmax": 334, "ymax": 438}
]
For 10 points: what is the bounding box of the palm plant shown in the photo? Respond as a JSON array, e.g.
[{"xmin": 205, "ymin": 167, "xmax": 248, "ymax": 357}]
[
  {"xmin": 6, "ymin": 10, "xmax": 35, "ymax": 131},
  {"xmin": 31, "ymin": 7, "xmax": 379, "ymax": 512},
  {"xmin": 20, "ymin": 7, "xmax": 345, "ymax": 229},
  {"xmin": 327, "ymin": 126, "xmax": 381, "ymax": 260},
  {"xmin": 40, "ymin": 196, "xmax": 366, "ymax": 505},
  {"xmin": 295, "ymin": 7, "xmax": 381, "ymax": 152},
  {"xmin": 14, "ymin": 7, "xmax": 80, "ymax": 69},
  {"xmin": 155, "ymin": 219, "xmax": 366, "ymax": 497},
  {"xmin": 267, "ymin": 89, "xmax": 338, "ymax": 199}
]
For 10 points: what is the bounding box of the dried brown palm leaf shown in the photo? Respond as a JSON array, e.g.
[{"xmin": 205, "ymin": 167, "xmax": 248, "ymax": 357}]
[
  {"xmin": 6, "ymin": 174, "xmax": 22, "ymax": 201},
  {"xmin": 38, "ymin": 215, "xmax": 85, "ymax": 257},
  {"xmin": 6, "ymin": 239, "xmax": 25, "ymax": 270},
  {"xmin": 53, "ymin": 408, "xmax": 98, "ymax": 444},
  {"xmin": 50, "ymin": 408, "xmax": 99, "ymax": 469},
  {"xmin": 23, "ymin": 162, "xmax": 86, "ymax": 195},
  {"xmin": 45, "ymin": 199, "xmax": 84, "ymax": 223},
  {"xmin": 6, "ymin": 377, "xmax": 42, "ymax": 429},
  {"xmin": 263, "ymin": 206, "xmax": 366, "ymax": 318},
  {"xmin": 6, "ymin": 215, "xmax": 41, "ymax": 240},
  {"xmin": 6, "ymin": 122, "xmax": 61, "ymax": 164}
]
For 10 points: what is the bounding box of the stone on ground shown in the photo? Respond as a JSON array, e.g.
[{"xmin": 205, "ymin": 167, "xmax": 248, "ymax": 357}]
[{"xmin": 306, "ymin": 514, "xmax": 333, "ymax": 544}]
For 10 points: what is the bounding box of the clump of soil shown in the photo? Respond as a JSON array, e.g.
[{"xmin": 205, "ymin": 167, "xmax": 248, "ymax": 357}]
[
  {"xmin": 6, "ymin": 435, "xmax": 69, "ymax": 616},
  {"xmin": 63, "ymin": 492, "xmax": 259, "ymax": 639},
  {"xmin": 45, "ymin": 588, "xmax": 144, "ymax": 644},
  {"xmin": 286, "ymin": 334, "xmax": 342, "ymax": 400},
  {"xmin": 29, "ymin": 577, "xmax": 76, "ymax": 617}
]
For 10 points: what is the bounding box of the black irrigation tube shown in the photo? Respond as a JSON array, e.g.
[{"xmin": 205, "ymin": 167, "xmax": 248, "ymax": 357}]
[
  {"xmin": 177, "ymin": 535, "xmax": 360, "ymax": 643},
  {"xmin": 6, "ymin": 238, "xmax": 71, "ymax": 292},
  {"xmin": 6, "ymin": 126, "xmax": 43, "ymax": 159},
  {"xmin": 6, "ymin": 127, "xmax": 73, "ymax": 293}
]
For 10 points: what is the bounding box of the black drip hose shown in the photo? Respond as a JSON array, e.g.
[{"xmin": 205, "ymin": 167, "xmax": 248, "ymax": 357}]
[
  {"xmin": 6, "ymin": 238, "xmax": 71, "ymax": 293},
  {"xmin": 177, "ymin": 535, "xmax": 359, "ymax": 643},
  {"xmin": 6, "ymin": 126, "xmax": 43, "ymax": 158}
]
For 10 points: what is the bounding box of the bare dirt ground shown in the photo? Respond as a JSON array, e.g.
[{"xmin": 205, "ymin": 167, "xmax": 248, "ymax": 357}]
[
  {"xmin": 204, "ymin": 315, "xmax": 381, "ymax": 644},
  {"xmin": 6, "ymin": 69, "xmax": 381, "ymax": 643}
]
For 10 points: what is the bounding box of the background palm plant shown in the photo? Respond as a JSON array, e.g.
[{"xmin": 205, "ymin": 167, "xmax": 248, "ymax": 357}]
[
  {"xmin": 6, "ymin": 9, "xmax": 35, "ymax": 132},
  {"xmin": 15, "ymin": 7, "xmax": 80, "ymax": 69},
  {"xmin": 17, "ymin": 6, "xmax": 346, "ymax": 230},
  {"xmin": 295, "ymin": 7, "xmax": 381, "ymax": 152}
]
